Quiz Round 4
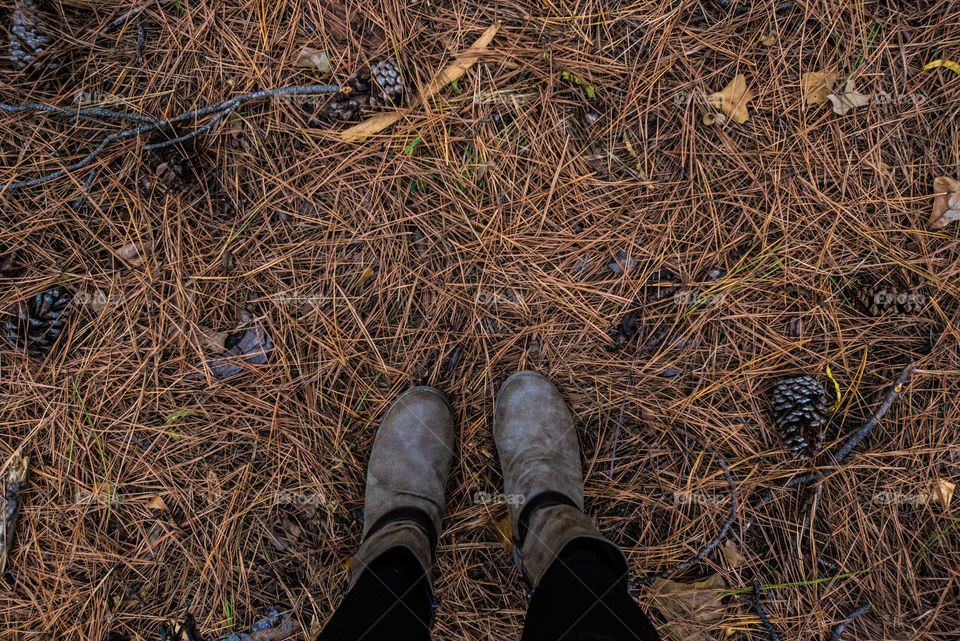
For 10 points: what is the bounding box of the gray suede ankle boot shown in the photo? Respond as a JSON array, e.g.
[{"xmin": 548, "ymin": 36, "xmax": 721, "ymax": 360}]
[
  {"xmin": 494, "ymin": 370, "xmax": 627, "ymax": 587},
  {"xmin": 348, "ymin": 386, "xmax": 455, "ymax": 590}
]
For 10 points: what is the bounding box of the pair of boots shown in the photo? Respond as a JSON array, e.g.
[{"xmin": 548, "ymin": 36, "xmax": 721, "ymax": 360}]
[{"xmin": 319, "ymin": 371, "xmax": 660, "ymax": 641}]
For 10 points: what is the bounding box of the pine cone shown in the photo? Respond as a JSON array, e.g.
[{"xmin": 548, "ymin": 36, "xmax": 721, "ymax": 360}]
[
  {"xmin": 324, "ymin": 57, "xmax": 407, "ymax": 121},
  {"xmin": 770, "ymin": 375, "xmax": 829, "ymax": 458},
  {"xmin": 5, "ymin": 288, "xmax": 72, "ymax": 354},
  {"xmin": 9, "ymin": 0, "xmax": 53, "ymax": 70},
  {"xmin": 855, "ymin": 284, "xmax": 926, "ymax": 317}
]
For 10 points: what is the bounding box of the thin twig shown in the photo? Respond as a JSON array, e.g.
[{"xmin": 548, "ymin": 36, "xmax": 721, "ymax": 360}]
[
  {"xmin": 631, "ymin": 453, "xmax": 737, "ymax": 587},
  {"xmin": 828, "ymin": 603, "xmax": 870, "ymax": 641},
  {"xmin": 102, "ymin": 3, "xmax": 153, "ymax": 33},
  {"xmin": 0, "ymin": 84, "xmax": 340, "ymax": 190},
  {"xmin": 828, "ymin": 361, "xmax": 916, "ymax": 466},
  {"xmin": 742, "ymin": 581, "xmax": 782, "ymax": 641},
  {"xmin": 609, "ymin": 351, "xmax": 638, "ymax": 477},
  {"xmin": 71, "ymin": 168, "xmax": 99, "ymax": 210},
  {"xmin": 0, "ymin": 101, "xmax": 159, "ymax": 125}
]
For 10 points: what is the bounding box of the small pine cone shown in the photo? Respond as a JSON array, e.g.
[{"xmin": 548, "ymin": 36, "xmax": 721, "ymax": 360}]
[
  {"xmin": 369, "ymin": 57, "xmax": 405, "ymax": 106},
  {"xmin": 9, "ymin": 0, "xmax": 53, "ymax": 70},
  {"xmin": 324, "ymin": 57, "xmax": 406, "ymax": 121},
  {"xmin": 855, "ymin": 284, "xmax": 925, "ymax": 317},
  {"xmin": 5, "ymin": 288, "xmax": 72, "ymax": 354},
  {"xmin": 770, "ymin": 375, "xmax": 829, "ymax": 458}
]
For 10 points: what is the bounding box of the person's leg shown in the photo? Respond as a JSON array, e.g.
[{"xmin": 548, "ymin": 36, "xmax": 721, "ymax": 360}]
[
  {"xmin": 319, "ymin": 386, "xmax": 455, "ymax": 641},
  {"xmin": 318, "ymin": 546, "xmax": 433, "ymax": 641},
  {"xmin": 493, "ymin": 371, "xmax": 661, "ymax": 641},
  {"xmin": 522, "ymin": 538, "xmax": 659, "ymax": 641}
]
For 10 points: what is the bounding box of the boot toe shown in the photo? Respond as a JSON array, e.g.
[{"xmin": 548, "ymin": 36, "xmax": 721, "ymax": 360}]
[
  {"xmin": 364, "ymin": 386, "xmax": 455, "ymax": 536},
  {"xmin": 493, "ymin": 370, "xmax": 584, "ymax": 519}
]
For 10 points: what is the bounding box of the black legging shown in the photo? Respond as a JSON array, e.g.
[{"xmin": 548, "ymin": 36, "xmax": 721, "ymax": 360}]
[{"xmin": 318, "ymin": 538, "xmax": 660, "ymax": 641}]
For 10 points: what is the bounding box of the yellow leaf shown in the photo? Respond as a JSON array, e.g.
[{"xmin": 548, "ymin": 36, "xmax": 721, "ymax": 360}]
[
  {"xmin": 145, "ymin": 495, "xmax": 168, "ymax": 511},
  {"xmin": 800, "ymin": 69, "xmax": 838, "ymax": 106},
  {"xmin": 827, "ymin": 79, "xmax": 871, "ymax": 115},
  {"xmin": 340, "ymin": 24, "xmax": 499, "ymax": 142},
  {"xmin": 708, "ymin": 74, "xmax": 754, "ymax": 124},
  {"xmin": 929, "ymin": 176, "xmax": 960, "ymax": 229},
  {"xmin": 923, "ymin": 59, "xmax": 960, "ymax": 75},
  {"xmin": 825, "ymin": 362, "xmax": 842, "ymax": 412},
  {"xmin": 486, "ymin": 515, "xmax": 513, "ymax": 554}
]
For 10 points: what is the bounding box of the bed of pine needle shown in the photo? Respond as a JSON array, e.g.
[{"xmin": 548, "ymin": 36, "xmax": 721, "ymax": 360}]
[{"xmin": 1, "ymin": 1, "xmax": 958, "ymax": 640}]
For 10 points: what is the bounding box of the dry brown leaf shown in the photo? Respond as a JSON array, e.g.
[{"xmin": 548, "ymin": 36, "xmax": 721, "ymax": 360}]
[
  {"xmin": 929, "ymin": 176, "xmax": 960, "ymax": 228},
  {"xmin": 760, "ymin": 31, "xmax": 776, "ymax": 46},
  {"xmin": 205, "ymin": 469, "xmax": 220, "ymax": 506},
  {"xmin": 196, "ymin": 325, "xmax": 228, "ymax": 352},
  {"xmin": 827, "ymin": 79, "xmax": 871, "ymax": 115},
  {"xmin": 722, "ymin": 539, "xmax": 747, "ymax": 569},
  {"xmin": 340, "ymin": 24, "xmax": 499, "ymax": 142},
  {"xmin": 145, "ymin": 495, "xmax": 168, "ymax": 511},
  {"xmin": 486, "ymin": 515, "xmax": 513, "ymax": 554},
  {"xmin": 419, "ymin": 24, "xmax": 499, "ymax": 101},
  {"xmin": 651, "ymin": 574, "xmax": 727, "ymax": 641},
  {"xmin": 118, "ymin": 239, "xmax": 156, "ymax": 266},
  {"xmin": 356, "ymin": 266, "xmax": 376, "ymax": 289},
  {"xmin": 800, "ymin": 69, "xmax": 838, "ymax": 106},
  {"xmin": 929, "ymin": 479, "xmax": 956, "ymax": 507},
  {"xmin": 293, "ymin": 46, "xmax": 331, "ymax": 73},
  {"xmin": 708, "ymin": 74, "xmax": 753, "ymax": 124}
]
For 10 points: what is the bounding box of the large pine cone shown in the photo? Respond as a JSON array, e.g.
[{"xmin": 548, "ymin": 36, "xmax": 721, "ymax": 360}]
[
  {"xmin": 9, "ymin": 0, "xmax": 53, "ymax": 70},
  {"xmin": 855, "ymin": 283, "xmax": 926, "ymax": 317},
  {"xmin": 324, "ymin": 57, "xmax": 407, "ymax": 121},
  {"xmin": 5, "ymin": 288, "xmax": 72, "ymax": 354},
  {"xmin": 770, "ymin": 375, "xmax": 829, "ymax": 458}
]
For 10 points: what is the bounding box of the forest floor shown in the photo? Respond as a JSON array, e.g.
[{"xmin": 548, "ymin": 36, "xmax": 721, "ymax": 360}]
[{"xmin": 1, "ymin": 1, "xmax": 958, "ymax": 640}]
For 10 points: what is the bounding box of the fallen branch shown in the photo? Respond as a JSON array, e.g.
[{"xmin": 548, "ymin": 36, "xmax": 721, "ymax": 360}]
[
  {"xmin": 741, "ymin": 581, "xmax": 782, "ymax": 641},
  {"xmin": 630, "ymin": 453, "xmax": 737, "ymax": 588},
  {"xmin": 0, "ymin": 84, "xmax": 340, "ymax": 191}
]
